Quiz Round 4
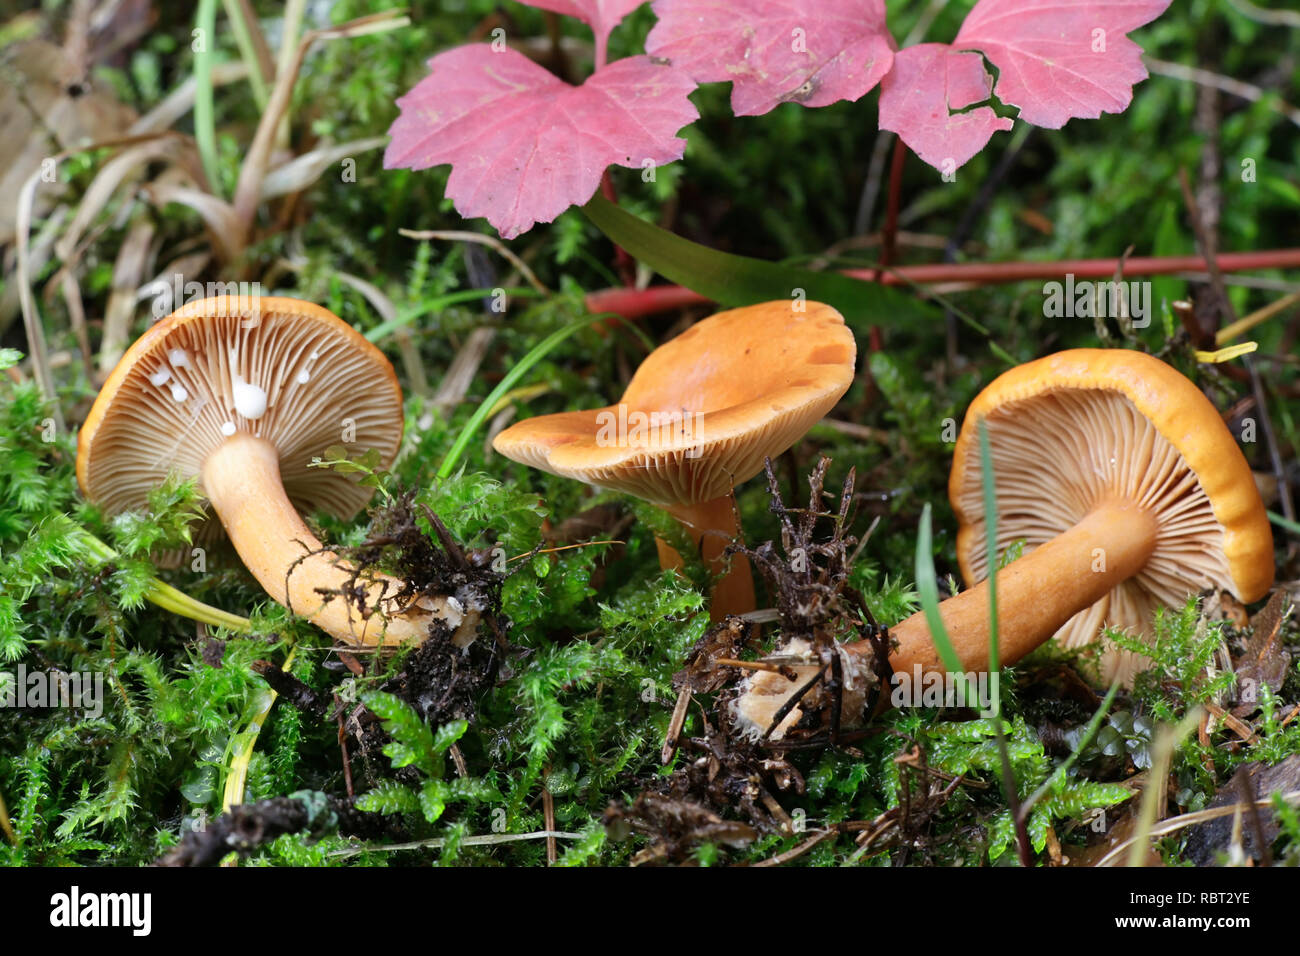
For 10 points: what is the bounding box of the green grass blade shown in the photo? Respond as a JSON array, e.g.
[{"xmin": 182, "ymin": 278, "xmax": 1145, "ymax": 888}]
[
  {"xmin": 582, "ymin": 196, "xmax": 938, "ymax": 328},
  {"xmin": 915, "ymin": 503, "xmax": 972, "ymax": 709},
  {"xmin": 223, "ymin": 644, "xmax": 296, "ymax": 812},
  {"xmin": 1267, "ymin": 510, "xmax": 1300, "ymax": 535},
  {"xmin": 193, "ymin": 0, "xmax": 222, "ymax": 197},
  {"xmin": 70, "ymin": 525, "xmax": 251, "ymax": 632},
  {"xmin": 363, "ymin": 288, "xmax": 543, "ymax": 343},
  {"xmin": 436, "ymin": 313, "xmax": 609, "ymax": 479},
  {"xmin": 1127, "ymin": 708, "xmax": 1204, "ymax": 867},
  {"xmin": 221, "ymin": 0, "xmax": 269, "ymax": 109},
  {"xmin": 1020, "ymin": 678, "xmax": 1121, "ymax": 821},
  {"xmin": 975, "ymin": 416, "xmax": 1028, "ymax": 860},
  {"xmin": 979, "ymin": 417, "xmax": 1001, "ymax": 715}
]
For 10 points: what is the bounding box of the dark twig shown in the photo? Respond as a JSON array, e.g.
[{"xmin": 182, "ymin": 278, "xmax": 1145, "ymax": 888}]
[
  {"xmin": 542, "ymin": 774, "xmax": 557, "ymax": 865},
  {"xmin": 762, "ymin": 667, "xmax": 827, "ymax": 740},
  {"xmin": 662, "ymin": 687, "xmax": 692, "ymax": 764},
  {"xmin": 336, "ymin": 693, "xmax": 355, "ymax": 800},
  {"xmin": 751, "ymin": 826, "xmax": 839, "ymax": 867}
]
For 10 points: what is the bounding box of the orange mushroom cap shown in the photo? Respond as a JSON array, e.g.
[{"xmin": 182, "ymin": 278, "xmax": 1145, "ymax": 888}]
[
  {"xmin": 949, "ymin": 348, "xmax": 1274, "ymax": 683},
  {"xmin": 77, "ymin": 296, "xmax": 403, "ymax": 529},
  {"xmin": 492, "ymin": 300, "xmax": 857, "ymax": 504}
]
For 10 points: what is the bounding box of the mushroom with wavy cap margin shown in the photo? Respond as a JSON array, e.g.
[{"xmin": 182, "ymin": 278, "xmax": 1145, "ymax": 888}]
[
  {"xmin": 735, "ymin": 348, "xmax": 1275, "ymax": 738},
  {"xmin": 78, "ymin": 295, "xmax": 474, "ymax": 647},
  {"xmin": 492, "ymin": 300, "xmax": 857, "ymax": 621}
]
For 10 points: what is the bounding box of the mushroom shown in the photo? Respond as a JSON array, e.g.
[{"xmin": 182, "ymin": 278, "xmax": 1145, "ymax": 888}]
[
  {"xmin": 77, "ymin": 295, "xmax": 470, "ymax": 647},
  {"xmin": 736, "ymin": 348, "xmax": 1274, "ymax": 736},
  {"xmin": 491, "ymin": 300, "xmax": 857, "ymax": 620}
]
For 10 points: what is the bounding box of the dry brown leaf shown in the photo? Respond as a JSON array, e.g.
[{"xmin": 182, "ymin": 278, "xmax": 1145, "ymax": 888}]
[
  {"xmin": 1182, "ymin": 757, "xmax": 1300, "ymax": 865},
  {"xmin": 1232, "ymin": 591, "xmax": 1291, "ymax": 717},
  {"xmin": 0, "ymin": 39, "xmax": 138, "ymax": 246}
]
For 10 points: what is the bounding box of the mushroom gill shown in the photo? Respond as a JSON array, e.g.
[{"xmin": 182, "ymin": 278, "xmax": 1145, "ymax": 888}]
[{"xmin": 954, "ymin": 388, "xmax": 1237, "ymax": 684}]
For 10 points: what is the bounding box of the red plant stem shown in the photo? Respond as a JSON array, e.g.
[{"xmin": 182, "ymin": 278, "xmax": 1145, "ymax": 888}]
[
  {"xmin": 865, "ymin": 138, "xmax": 907, "ymax": 355},
  {"xmin": 600, "ymin": 173, "xmax": 637, "ymax": 288},
  {"xmin": 590, "ymin": 27, "xmax": 639, "ymax": 287},
  {"xmin": 585, "ymin": 248, "xmax": 1300, "ymax": 320},
  {"xmin": 877, "ymin": 137, "xmax": 906, "ymax": 281}
]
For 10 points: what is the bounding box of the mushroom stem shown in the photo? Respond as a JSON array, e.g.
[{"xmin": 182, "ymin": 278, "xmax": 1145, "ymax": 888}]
[
  {"xmin": 736, "ymin": 499, "xmax": 1159, "ymax": 737},
  {"xmin": 880, "ymin": 498, "xmax": 1160, "ymax": 674},
  {"xmin": 201, "ymin": 433, "xmax": 461, "ymax": 646},
  {"xmin": 654, "ymin": 493, "xmax": 756, "ymax": 621}
]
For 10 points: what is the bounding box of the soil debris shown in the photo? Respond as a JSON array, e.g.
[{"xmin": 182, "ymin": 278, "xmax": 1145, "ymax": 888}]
[
  {"xmin": 616, "ymin": 458, "xmax": 895, "ymax": 862},
  {"xmin": 604, "ymin": 791, "xmax": 758, "ymax": 866},
  {"xmin": 1182, "ymin": 756, "xmax": 1300, "ymax": 865},
  {"xmin": 724, "ymin": 457, "xmax": 890, "ymax": 745},
  {"xmin": 155, "ymin": 791, "xmax": 403, "ymax": 867}
]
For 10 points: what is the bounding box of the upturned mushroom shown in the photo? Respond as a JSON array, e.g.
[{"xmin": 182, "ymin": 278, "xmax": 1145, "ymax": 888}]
[
  {"xmin": 736, "ymin": 348, "xmax": 1274, "ymax": 736},
  {"xmin": 491, "ymin": 300, "xmax": 857, "ymax": 620},
  {"xmin": 77, "ymin": 295, "xmax": 473, "ymax": 647}
]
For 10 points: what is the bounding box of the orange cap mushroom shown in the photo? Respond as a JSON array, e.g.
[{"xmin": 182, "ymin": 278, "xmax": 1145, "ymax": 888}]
[
  {"xmin": 492, "ymin": 300, "xmax": 857, "ymax": 620},
  {"xmin": 735, "ymin": 348, "xmax": 1274, "ymax": 737},
  {"xmin": 78, "ymin": 295, "xmax": 469, "ymax": 647},
  {"xmin": 945, "ymin": 347, "xmax": 1274, "ymax": 684}
]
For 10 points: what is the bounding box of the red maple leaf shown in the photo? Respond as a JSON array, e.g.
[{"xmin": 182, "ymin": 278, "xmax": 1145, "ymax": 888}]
[
  {"xmin": 955, "ymin": 0, "xmax": 1173, "ymax": 129},
  {"xmin": 384, "ymin": 45, "xmax": 698, "ymax": 239},
  {"xmin": 521, "ymin": 1, "xmax": 647, "ymax": 62},
  {"xmin": 881, "ymin": 0, "xmax": 1170, "ymax": 171},
  {"xmin": 646, "ymin": 0, "xmax": 895, "ymax": 117},
  {"xmin": 878, "ymin": 43, "xmax": 1013, "ymax": 173}
]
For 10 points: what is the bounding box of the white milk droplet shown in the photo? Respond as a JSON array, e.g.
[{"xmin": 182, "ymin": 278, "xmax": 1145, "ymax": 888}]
[
  {"xmin": 169, "ymin": 383, "xmax": 188, "ymax": 402},
  {"xmin": 148, "ymin": 368, "xmax": 171, "ymax": 386},
  {"xmin": 221, "ymin": 421, "xmax": 237, "ymax": 437},
  {"xmin": 296, "ymin": 349, "xmax": 320, "ymax": 385},
  {"xmin": 232, "ymin": 379, "xmax": 268, "ymax": 419},
  {"xmin": 168, "ymin": 348, "xmax": 190, "ymax": 367},
  {"xmin": 227, "ymin": 345, "xmax": 268, "ymax": 420}
]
